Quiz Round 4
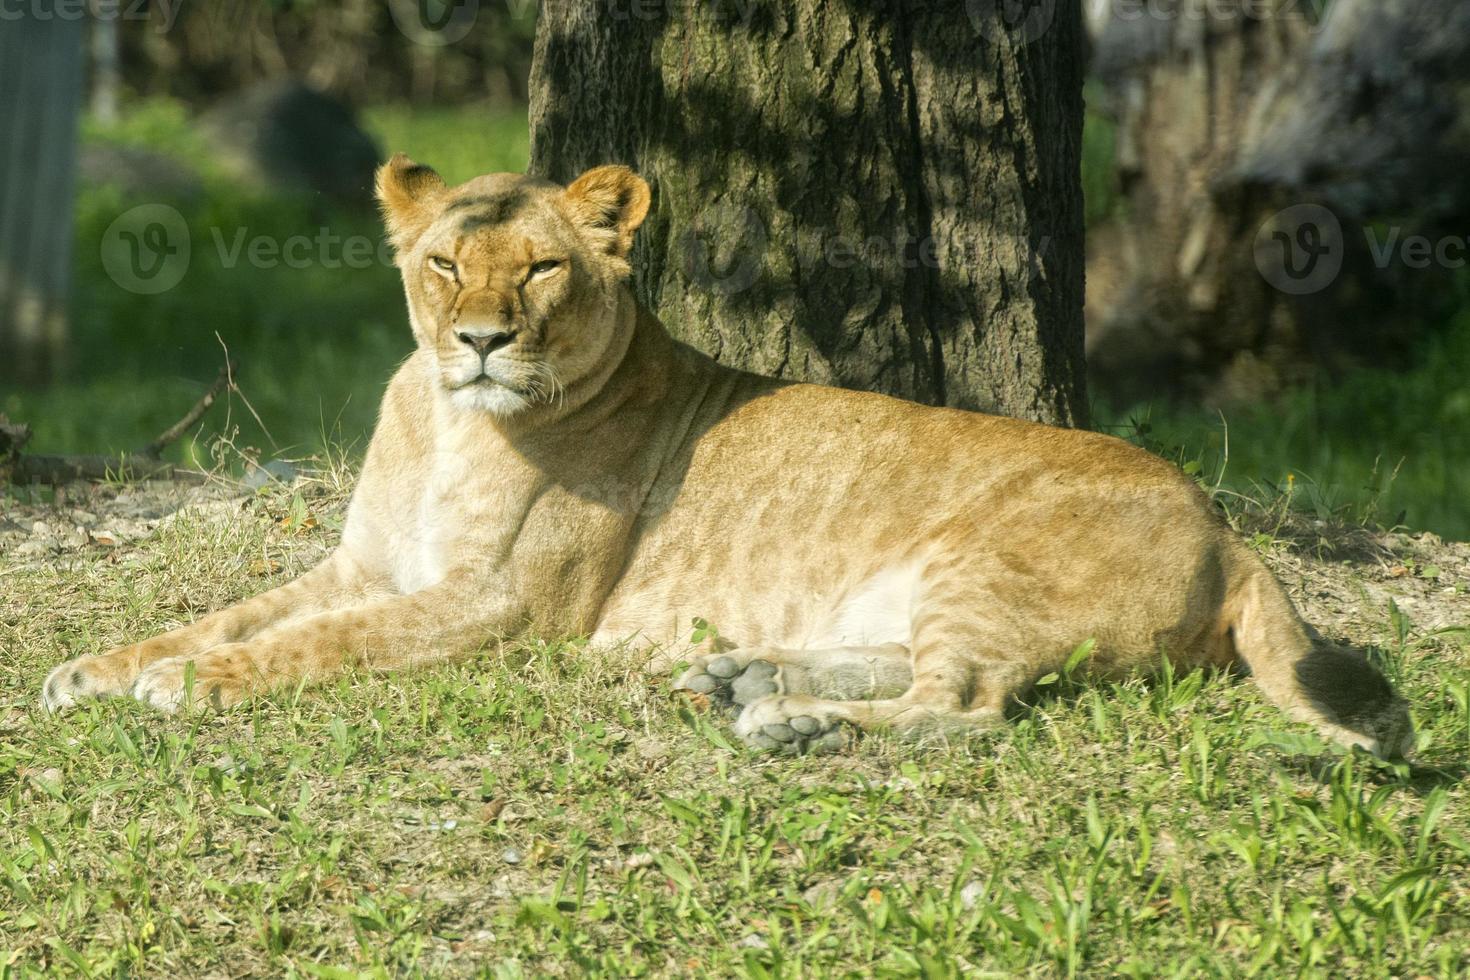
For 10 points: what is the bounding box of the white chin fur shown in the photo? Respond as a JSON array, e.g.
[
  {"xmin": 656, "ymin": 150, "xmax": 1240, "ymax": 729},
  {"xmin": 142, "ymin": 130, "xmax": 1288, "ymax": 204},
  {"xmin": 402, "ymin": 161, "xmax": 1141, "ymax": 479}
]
[{"xmin": 448, "ymin": 383, "xmax": 535, "ymax": 416}]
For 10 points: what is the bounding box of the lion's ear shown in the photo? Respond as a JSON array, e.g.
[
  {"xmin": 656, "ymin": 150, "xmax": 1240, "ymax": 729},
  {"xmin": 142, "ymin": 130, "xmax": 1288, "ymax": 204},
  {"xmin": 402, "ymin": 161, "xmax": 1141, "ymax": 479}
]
[
  {"xmin": 563, "ymin": 165, "xmax": 651, "ymax": 259},
  {"xmin": 375, "ymin": 153, "xmax": 447, "ymax": 251}
]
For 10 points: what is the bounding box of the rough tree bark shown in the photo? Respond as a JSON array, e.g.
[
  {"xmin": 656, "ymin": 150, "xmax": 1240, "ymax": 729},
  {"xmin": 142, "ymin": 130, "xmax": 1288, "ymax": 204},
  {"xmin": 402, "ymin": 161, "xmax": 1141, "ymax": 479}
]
[
  {"xmin": 529, "ymin": 0, "xmax": 1087, "ymax": 426},
  {"xmin": 0, "ymin": 4, "xmax": 85, "ymax": 386},
  {"xmin": 1084, "ymin": 0, "xmax": 1470, "ymax": 404}
]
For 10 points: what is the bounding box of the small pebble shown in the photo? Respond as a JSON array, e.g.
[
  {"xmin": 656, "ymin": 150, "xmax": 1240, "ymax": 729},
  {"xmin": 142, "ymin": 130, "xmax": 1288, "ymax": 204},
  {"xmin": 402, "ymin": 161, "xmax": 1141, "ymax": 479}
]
[
  {"xmin": 802, "ymin": 880, "xmax": 841, "ymax": 910},
  {"xmin": 245, "ymin": 459, "xmax": 298, "ymax": 489},
  {"xmin": 501, "ymin": 847, "xmax": 523, "ymax": 865}
]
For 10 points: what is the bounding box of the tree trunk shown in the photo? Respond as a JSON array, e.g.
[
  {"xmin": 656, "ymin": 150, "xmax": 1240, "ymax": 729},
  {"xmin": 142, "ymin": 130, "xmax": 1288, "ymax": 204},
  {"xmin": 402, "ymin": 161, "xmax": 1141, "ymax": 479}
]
[
  {"xmin": 0, "ymin": 4, "xmax": 85, "ymax": 385},
  {"xmin": 529, "ymin": 1, "xmax": 1087, "ymax": 426},
  {"xmin": 88, "ymin": 3, "xmax": 121, "ymax": 124},
  {"xmin": 1085, "ymin": 0, "xmax": 1470, "ymax": 405}
]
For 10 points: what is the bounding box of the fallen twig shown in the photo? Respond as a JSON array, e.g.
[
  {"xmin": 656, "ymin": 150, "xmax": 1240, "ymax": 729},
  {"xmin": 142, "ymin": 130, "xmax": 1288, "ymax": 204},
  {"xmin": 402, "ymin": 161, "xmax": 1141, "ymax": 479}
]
[
  {"xmin": 141, "ymin": 359, "xmax": 236, "ymax": 458},
  {"xmin": 5, "ymin": 360, "xmax": 236, "ymax": 486},
  {"xmin": 10, "ymin": 453, "xmax": 209, "ymax": 484}
]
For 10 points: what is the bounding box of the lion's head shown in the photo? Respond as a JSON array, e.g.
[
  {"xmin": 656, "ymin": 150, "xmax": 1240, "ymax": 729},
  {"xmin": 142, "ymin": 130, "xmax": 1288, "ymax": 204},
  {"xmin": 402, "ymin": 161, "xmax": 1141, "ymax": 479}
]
[{"xmin": 375, "ymin": 156, "xmax": 651, "ymax": 416}]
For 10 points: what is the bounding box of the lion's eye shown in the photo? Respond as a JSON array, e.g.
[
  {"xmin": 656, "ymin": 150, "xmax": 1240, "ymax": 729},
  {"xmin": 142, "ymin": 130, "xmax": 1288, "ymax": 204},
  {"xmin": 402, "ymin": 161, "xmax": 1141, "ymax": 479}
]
[
  {"xmin": 429, "ymin": 256, "xmax": 457, "ymax": 275},
  {"xmin": 529, "ymin": 259, "xmax": 563, "ymax": 277}
]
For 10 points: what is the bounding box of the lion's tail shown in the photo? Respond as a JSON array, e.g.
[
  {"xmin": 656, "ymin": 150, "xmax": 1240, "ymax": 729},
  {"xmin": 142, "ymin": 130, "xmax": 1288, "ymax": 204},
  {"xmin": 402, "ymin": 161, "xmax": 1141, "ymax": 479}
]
[{"xmin": 1226, "ymin": 550, "xmax": 1413, "ymax": 757}]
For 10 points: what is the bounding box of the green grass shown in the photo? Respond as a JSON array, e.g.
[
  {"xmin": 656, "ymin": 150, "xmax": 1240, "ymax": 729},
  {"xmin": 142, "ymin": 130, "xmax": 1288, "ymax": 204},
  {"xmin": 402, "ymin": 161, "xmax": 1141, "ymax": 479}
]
[
  {"xmin": 370, "ymin": 104, "xmax": 531, "ymax": 186},
  {"xmin": 1101, "ymin": 311, "xmax": 1470, "ymax": 540},
  {"xmin": 2, "ymin": 479, "xmax": 1468, "ymax": 975},
  {"xmin": 1097, "ymin": 352, "xmax": 1464, "ymax": 543}
]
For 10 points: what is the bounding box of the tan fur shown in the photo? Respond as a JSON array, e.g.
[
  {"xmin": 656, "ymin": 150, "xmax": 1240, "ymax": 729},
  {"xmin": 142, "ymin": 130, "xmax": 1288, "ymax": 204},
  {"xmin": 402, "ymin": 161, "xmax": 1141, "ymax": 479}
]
[{"xmin": 42, "ymin": 160, "xmax": 1414, "ymax": 757}]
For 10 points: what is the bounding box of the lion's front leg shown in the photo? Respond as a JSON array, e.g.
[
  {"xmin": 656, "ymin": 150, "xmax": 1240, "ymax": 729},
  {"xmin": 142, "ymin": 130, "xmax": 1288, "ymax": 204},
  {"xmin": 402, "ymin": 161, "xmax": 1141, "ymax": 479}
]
[
  {"xmin": 42, "ymin": 551, "xmax": 385, "ymax": 712},
  {"xmin": 126, "ymin": 575, "xmax": 519, "ymax": 713}
]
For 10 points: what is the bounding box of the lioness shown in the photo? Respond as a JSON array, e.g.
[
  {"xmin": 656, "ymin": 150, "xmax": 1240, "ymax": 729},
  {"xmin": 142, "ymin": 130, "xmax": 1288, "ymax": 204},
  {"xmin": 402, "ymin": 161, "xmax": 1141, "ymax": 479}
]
[{"xmin": 44, "ymin": 157, "xmax": 1413, "ymax": 756}]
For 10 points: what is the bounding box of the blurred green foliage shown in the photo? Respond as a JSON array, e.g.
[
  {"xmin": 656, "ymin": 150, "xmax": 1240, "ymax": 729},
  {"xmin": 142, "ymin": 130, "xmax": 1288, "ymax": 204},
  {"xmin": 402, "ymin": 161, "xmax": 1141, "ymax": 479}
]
[{"xmin": 1100, "ymin": 316, "xmax": 1470, "ymax": 538}]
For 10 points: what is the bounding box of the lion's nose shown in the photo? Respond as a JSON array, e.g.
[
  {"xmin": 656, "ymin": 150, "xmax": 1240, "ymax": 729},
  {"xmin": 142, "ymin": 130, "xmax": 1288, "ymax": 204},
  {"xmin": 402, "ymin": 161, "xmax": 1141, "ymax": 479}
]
[{"xmin": 455, "ymin": 328, "xmax": 515, "ymax": 357}]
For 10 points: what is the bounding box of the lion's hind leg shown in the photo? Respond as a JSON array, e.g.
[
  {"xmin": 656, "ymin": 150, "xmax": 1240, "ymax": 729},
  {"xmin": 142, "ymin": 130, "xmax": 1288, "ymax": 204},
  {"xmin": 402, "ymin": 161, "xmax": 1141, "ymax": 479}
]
[
  {"xmin": 674, "ymin": 642, "xmax": 913, "ymax": 710},
  {"xmin": 733, "ymin": 691, "xmax": 1011, "ymax": 753},
  {"xmin": 731, "ymin": 627, "xmax": 1040, "ymax": 754}
]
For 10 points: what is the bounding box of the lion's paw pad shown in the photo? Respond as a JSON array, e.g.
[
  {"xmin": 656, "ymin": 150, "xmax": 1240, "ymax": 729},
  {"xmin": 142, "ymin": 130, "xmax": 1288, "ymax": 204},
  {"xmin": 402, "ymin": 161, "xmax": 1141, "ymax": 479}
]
[
  {"xmin": 728, "ymin": 660, "xmax": 780, "ymax": 705},
  {"xmin": 674, "ymin": 656, "xmax": 782, "ymax": 708},
  {"xmin": 706, "ymin": 656, "xmax": 742, "ymax": 679},
  {"xmin": 735, "ymin": 696, "xmax": 848, "ymax": 755}
]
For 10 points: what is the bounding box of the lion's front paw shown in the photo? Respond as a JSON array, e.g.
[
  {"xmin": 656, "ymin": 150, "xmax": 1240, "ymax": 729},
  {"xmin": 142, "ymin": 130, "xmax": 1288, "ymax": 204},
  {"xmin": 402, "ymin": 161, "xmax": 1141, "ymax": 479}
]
[
  {"xmin": 129, "ymin": 646, "xmax": 255, "ymax": 713},
  {"xmin": 734, "ymin": 695, "xmax": 850, "ymax": 755},
  {"xmin": 42, "ymin": 650, "xmax": 142, "ymax": 713},
  {"xmin": 673, "ymin": 652, "xmax": 784, "ymax": 709}
]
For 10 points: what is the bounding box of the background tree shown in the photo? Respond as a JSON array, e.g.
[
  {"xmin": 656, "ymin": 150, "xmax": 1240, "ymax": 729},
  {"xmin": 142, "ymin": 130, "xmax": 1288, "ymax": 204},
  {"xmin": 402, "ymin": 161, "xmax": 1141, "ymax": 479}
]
[
  {"xmin": 0, "ymin": 5, "xmax": 85, "ymax": 384},
  {"xmin": 1084, "ymin": 0, "xmax": 1470, "ymax": 404},
  {"xmin": 529, "ymin": 1, "xmax": 1088, "ymax": 426},
  {"xmin": 115, "ymin": 1, "xmax": 536, "ymax": 108}
]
